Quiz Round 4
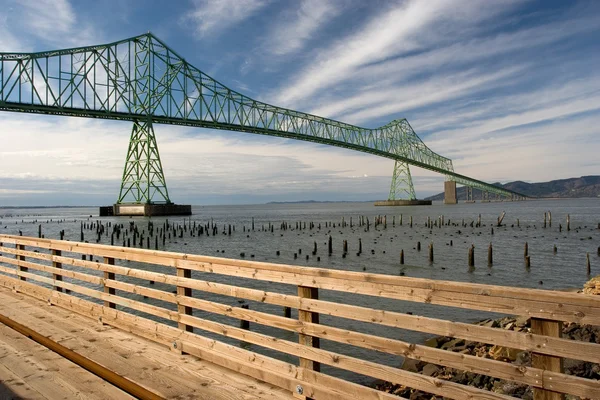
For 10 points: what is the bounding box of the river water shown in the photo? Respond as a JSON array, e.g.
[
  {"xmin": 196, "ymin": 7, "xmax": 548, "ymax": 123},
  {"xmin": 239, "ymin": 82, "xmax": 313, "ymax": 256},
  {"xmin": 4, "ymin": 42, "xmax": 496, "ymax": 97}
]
[{"xmin": 1, "ymin": 199, "xmax": 599, "ymax": 384}]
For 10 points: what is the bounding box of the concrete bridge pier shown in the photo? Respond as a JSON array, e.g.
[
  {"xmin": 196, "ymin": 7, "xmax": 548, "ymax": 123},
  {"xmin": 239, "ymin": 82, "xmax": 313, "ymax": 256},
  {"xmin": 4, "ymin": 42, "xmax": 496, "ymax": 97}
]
[{"xmin": 444, "ymin": 181, "xmax": 457, "ymax": 204}]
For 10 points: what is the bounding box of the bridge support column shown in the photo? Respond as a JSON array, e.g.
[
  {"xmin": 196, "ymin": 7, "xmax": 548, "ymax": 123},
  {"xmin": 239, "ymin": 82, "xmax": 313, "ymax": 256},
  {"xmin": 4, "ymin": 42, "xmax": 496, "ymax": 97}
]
[
  {"xmin": 100, "ymin": 119, "xmax": 192, "ymax": 217},
  {"xmin": 444, "ymin": 181, "xmax": 457, "ymax": 204},
  {"xmin": 375, "ymin": 161, "xmax": 431, "ymax": 206},
  {"xmin": 388, "ymin": 161, "xmax": 416, "ymax": 201}
]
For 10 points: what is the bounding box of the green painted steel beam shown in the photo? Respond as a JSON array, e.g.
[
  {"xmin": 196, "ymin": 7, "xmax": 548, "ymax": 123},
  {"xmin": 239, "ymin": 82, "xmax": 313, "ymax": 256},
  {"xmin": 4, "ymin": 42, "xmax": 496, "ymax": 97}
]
[{"xmin": 0, "ymin": 33, "xmax": 528, "ymax": 200}]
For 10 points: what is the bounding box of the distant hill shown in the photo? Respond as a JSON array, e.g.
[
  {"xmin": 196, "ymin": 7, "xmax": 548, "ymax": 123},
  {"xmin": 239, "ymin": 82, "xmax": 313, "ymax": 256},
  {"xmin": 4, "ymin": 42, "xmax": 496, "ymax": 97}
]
[{"xmin": 425, "ymin": 176, "xmax": 600, "ymax": 201}]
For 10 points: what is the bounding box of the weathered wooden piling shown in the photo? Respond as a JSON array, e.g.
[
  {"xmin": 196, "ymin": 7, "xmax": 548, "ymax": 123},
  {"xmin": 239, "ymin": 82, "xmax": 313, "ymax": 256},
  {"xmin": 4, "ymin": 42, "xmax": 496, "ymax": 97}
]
[
  {"xmin": 524, "ymin": 242, "xmax": 529, "ymax": 258},
  {"xmin": 417, "ymin": 241, "xmax": 421, "ymax": 251},
  {"xmin": 554, "ymin": 245, "xmax": 557, "ymax": 254},
  {"xmin": 587, "ymin": 253, "xmax": 591, "ymax": 275},
  {"xmin": 488, "ymin": 243, "xmax": 493, "ymax": 266},
  {"xmin": 428, "ymin": 243, "xmax": 434, "ymax": 263},
  {"xmin": 400, "ymin": 250, "xmax": 404, "ymax": 265},
  {"xmin": 468, "ymin": 245, "xmax": 475, "ymax": 268},
  {"xmin": 328, "ymin": 236, "xmax": 332, "ymax": 255},
  {"xmin": 525, "ymin": 255, "xmax": 531, "ymax": 268},
  {"xmin": 567, "ymin": 214, "xmax": 570, "ymax": 231},
  {"xmin": 283, "ymin": 306, "xmax": 291, "ymax": 318},
  {"xmin": 497, "ymin": 212, "xmax": 505, "ymax": 227}
]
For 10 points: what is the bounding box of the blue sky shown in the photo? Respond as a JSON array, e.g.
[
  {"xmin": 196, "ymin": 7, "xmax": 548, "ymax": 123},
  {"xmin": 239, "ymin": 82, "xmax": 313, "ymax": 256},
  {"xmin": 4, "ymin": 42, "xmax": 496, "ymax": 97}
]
[{"xmin": 0, "ymin": 0, "xmax": 599, "ymax": 206}]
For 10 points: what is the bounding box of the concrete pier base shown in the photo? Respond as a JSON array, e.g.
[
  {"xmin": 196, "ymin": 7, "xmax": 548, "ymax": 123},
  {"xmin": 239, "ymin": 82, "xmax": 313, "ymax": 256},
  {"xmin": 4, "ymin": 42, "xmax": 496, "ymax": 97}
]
[
  {"xmin": 100, "ymin": 203, "xmax": 192, "ymax": 217},
  {"xmin": 444, "ymin": 181, "xmax": 458, "ymax": 204},
  {"xmin": 374, "ymin": 200, "xmax": 432, "ymax": 206}
]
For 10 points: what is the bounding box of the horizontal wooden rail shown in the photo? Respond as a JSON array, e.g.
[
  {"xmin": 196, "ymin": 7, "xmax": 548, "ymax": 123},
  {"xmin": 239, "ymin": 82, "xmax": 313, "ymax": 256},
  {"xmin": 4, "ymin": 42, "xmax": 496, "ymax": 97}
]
[
  {"xmin": 2, "ymin": 235, "xmax": 599, "ymax": 325},
  {"xmin": 1, "ymin": 234, "xmax": 599, "ymax": 400},
  {"xmin": 1, "ymin": 246, "xmax": 598, "ymax": 363}
]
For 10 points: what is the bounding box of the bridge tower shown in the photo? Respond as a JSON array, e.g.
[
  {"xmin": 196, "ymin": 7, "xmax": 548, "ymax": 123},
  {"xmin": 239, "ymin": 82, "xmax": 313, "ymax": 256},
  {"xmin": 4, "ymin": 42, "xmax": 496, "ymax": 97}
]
[
  {"xmin": 117, "ymin": 119, "xmax": 170, "ymax": 204},
  {"xmin": 375, "ymin": 161, "xmax": 432, "ymax": 206},
  {"xmin": 388, "ymin": 161, "xmax": 416, "ymax": 201},
  {"xmin": 108, "ymin": 35, "xmax": 190, "ymax": 217}
]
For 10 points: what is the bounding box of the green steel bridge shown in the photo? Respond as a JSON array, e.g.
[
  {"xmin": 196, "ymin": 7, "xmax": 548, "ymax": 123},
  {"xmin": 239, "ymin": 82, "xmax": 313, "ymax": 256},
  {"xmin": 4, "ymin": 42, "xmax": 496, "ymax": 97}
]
[{"xmin": 0, "ymin": 33, "xmax": 525, "ymax": 205}]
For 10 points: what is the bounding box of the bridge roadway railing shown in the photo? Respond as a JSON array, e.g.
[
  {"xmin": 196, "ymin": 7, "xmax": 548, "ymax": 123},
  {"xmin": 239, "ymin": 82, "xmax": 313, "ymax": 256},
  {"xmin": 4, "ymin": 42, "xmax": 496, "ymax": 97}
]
[
  {"xmin": 0, "ymin": 234, "xmax": 597, "ymax": 399},
  {"xmin": 0, "ymin": 34, "xmax": 524, "ymax": 200}
]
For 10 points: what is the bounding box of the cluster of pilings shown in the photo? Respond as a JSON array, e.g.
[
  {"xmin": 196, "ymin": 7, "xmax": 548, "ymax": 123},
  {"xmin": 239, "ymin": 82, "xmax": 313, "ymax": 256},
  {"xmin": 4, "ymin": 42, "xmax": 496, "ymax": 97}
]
[{"xmin": 16, "ymin": 210, "xmax": 597, "ymax": 279}]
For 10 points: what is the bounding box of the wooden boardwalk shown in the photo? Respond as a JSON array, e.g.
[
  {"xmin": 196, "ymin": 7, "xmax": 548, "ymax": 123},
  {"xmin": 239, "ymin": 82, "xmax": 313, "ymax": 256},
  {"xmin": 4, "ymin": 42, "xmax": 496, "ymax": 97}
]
[{"xmin": 0, "ymin": 287, "xmax": 291, "ymax": 400}]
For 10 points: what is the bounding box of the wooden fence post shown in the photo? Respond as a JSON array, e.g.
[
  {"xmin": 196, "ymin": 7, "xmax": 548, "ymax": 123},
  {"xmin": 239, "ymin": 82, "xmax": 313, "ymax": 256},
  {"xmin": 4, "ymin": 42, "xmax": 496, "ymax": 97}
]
[
  {"xmin": 177, "ymin": 267, "xmax": 193, "ymax": 332},
  {"xmin": 16, "ymin": 244, "xmax": 26, "ymax": 281},
  {"xmin": 531, "ymin": 318, "xmax": 564, "ymax": 400},
  {"xmin": 297, "ymin": 285, "xmax": 319, "ymax": 399},
  {"xmin": 103, "ymin": 257, "xmax": 116, "ymax": 309},
  {"xmin": 51, "ymin": 249, "xmax": 62, "ymax": 292},
  {"xmin": 298, "ymin": 285, "xmax": 320, "ymax": 370}
]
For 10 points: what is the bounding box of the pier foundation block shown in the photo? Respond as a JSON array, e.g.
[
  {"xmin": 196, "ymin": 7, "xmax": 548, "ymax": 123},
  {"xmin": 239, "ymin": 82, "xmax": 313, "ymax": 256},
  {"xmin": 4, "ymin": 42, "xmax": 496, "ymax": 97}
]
[
  {"xmin": 101, "ymin": 203, "xmax": 192, "ymax": 217},
  {"xmin": 444, "ymin": 181, "xmax": 458, "ymax": 204}
]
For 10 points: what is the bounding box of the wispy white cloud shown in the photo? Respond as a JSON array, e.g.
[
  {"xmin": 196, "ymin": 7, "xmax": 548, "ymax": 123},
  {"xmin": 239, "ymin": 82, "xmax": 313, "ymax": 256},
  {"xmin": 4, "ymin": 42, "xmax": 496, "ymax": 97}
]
[
  {"xmin": 264, "ymin": 0, "xmax": 341, "ymax": 56},
  {"xmin": 185, "ymin": 0, "xmax": 270, "ymax": 38},
  {"xmin": 18, "ymin": 0, "xmax": 75, "ymax": 37},
  {"xmin": 272, "ymin": 0, "xmax": 521, "ymax": 108},
  {"xmin": 0, "ymin": 14, "xmax": 23, "ymax": 51},
  {"xmin": 313, "ymin": 65, "xmax": 528, "ymax": 124},
  {"xmin": 2, "ymin": 0, "xmax": 100, "ymax": 49}
]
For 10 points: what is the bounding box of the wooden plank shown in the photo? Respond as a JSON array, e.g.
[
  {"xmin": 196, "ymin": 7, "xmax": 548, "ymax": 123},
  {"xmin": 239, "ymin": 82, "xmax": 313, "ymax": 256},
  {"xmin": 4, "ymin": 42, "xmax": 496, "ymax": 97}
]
[
  {"xmin": 3, "ymin": 236, "xmax": 599, "ymax": 311},
  {"xmin": 103, "ymin": 256, "xmax": 116, "ymax": 309},
  {"xmin": 0, "ymin": 324, "xmax": 135, "ymax": 400},
  {"xmin": 2, "ymin": 240, "xmax": 600, "ymax": 398},
  {"xmin": 43, "ymin": 277, "xmax": 600, "ymax": 397},
  {"xmin": 0, "ymin": 267, "xmax": 179, "ymax": 323},
  {"xmin": 0, "ymin": 235, "xmax": 600, "ymax": 307},
  {"xmin": 3, "ymin": 242, "xmax": 596, "ymax": 327},
  {"xmin": 0, "ymin": 363, "xmax": 49, "ymax": 400},
  {"xmin": 2, "ymin": 250, "xmax": 599, "ymax": 366},
  {"xmin": 0, "ymin": 256, "xmax": 103, "ymax": 286},
  {"xmin": 0, "ymin": 287, "xmax": 292, "ymax": 400},
  {"xmin": 100, "ymin": 276, "xmax": 600, "ymax": 397},
  {"xmin": 531, "ymin": 318, "xmax": 564, "ymax": 400},
  {"xmin": 0, "ymin": 278, "xmax": 510, "ymax": 400},
  {"xmin": 23, "ymin": 276, "xmax": 598, "ymax": 395},
  {"xmin": 0, "ymin": 282, "xmax": 345, "ymax": 400}
]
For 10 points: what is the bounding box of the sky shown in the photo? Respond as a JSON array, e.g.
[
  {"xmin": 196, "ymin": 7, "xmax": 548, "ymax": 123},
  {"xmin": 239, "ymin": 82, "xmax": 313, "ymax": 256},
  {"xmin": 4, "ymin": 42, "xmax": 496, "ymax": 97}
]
[{"xmin": 0, "ymin": 0, "xmax": 599, "ymax": 206}]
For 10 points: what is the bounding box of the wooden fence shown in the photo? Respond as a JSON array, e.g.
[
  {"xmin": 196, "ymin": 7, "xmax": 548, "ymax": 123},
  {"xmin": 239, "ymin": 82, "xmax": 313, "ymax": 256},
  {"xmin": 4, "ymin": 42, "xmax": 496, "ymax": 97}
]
[{"xmin": 0, "ymin": 234, "xmax": 599, "ymax": 400}]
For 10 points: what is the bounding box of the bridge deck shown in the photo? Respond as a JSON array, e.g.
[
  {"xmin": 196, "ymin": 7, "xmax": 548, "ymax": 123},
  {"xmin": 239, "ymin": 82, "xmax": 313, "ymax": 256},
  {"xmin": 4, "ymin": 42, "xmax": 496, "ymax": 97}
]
[{"xmin": 0, "ymin": 287, "xmax": 291, "ymax": 400}]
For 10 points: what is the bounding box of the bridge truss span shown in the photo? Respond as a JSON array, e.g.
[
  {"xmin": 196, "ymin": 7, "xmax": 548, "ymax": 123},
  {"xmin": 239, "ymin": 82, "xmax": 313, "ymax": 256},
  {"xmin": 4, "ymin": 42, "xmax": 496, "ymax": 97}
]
[{"xmin": 0, "ymin": 33, "xmax": 525, "ymax": 204}]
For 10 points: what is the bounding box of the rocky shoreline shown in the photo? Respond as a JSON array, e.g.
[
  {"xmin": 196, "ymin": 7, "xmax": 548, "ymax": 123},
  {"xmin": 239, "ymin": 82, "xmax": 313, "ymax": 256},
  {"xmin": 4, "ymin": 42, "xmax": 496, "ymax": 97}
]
[{"xmin": 375, "ymin": 277, "xmax": 600, "ymax": 399}]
